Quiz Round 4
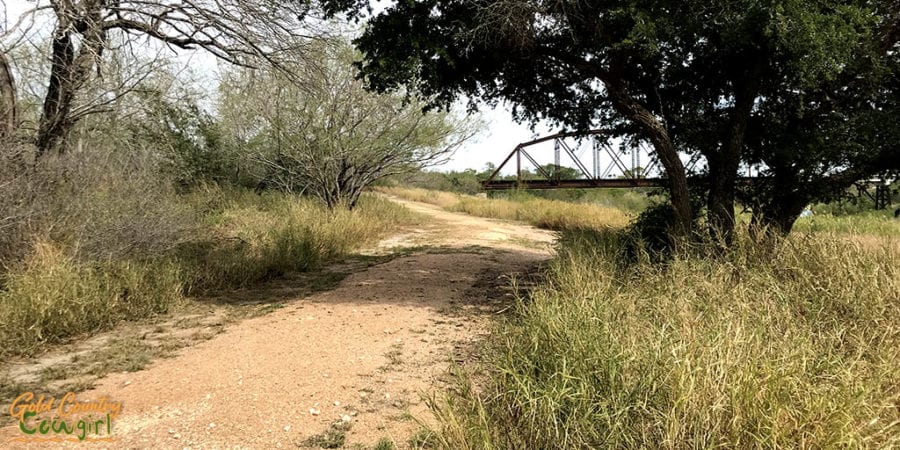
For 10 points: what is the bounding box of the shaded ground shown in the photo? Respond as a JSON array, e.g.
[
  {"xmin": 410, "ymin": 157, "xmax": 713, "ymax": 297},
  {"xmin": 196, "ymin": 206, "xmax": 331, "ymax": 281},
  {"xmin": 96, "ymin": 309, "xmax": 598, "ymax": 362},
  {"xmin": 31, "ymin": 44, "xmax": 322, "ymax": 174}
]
[{"xmin": 1, "ymin": 196, "xmax": 554, "ymax": 449}]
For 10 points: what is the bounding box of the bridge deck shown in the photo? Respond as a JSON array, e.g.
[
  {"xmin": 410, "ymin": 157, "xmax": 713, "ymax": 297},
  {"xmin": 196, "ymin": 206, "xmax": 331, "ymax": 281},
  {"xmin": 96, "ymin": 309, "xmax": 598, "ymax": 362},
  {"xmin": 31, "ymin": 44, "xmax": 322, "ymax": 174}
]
[{"xmin": 483, "ymin": 177, "xmax": 760, "ymax": 190}]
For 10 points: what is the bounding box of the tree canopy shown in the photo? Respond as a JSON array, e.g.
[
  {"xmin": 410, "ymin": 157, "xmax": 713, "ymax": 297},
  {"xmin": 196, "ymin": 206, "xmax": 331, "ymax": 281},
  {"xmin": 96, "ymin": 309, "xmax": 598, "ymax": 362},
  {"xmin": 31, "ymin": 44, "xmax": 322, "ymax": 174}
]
[
  {"xmin": 322, "ymin": 0, "xmax": 900, "ymax": 237},
  {"xmin": 217, "ymin": 41, "xmax": 477, "ymax": 208}
]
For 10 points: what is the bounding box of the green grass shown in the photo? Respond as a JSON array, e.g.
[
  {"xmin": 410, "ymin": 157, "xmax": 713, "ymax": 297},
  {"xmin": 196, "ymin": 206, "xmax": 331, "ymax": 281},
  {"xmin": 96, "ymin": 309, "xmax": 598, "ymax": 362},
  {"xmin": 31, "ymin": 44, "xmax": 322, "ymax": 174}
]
[
  {"xmin": 793, "ymin": 209, "xmax": 900, "ymax": 237},
  {"xmin": 430, "ymin": 230, "xmax": 900, "ymax": 448}
]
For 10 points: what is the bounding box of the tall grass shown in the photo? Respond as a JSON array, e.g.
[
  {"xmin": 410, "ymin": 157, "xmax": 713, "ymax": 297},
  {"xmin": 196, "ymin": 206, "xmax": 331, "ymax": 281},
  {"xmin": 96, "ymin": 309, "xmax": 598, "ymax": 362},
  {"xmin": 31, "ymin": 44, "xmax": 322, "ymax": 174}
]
[
  {"xmin": 431, "ymin": 231, "xmax": 900, "ymax": 448},
  {"xmin": 0, "ymin": 186, "xmax": 418, "ymax": 357},
  {"xmin": 378, "ymin": 186, "xmax": 630, "ymax": 230},
  {"xmin": 376, "ymin": 186, "xmax": 461, "ymax": 209},
  {"xmin": 0, "ymin": 242, "xmax": 184, "ymax": 357},
  {"xmin": 182, "ymin": 188, "xmax": 418, "ymax": 290}
]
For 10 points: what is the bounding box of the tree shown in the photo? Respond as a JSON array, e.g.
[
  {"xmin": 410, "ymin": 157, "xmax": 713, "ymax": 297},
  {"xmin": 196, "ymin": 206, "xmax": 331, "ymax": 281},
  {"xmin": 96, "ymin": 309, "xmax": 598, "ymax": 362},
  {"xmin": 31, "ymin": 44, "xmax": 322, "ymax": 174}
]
[
  {"xmin": 322, "ymin": 0, "xmax": 896, "ymax": 239},
  {"xmin": 218, "ymin": 41, "xmax": 477, "ymax": 208},
  {"xmin": 2, "ymin": 0, "xmax": 322, "ymax": 156},
  {"xmin": 539, "ymin": 164, "xmax": 580, "ymax": 181},
  {"xmin": 743, "ymin": 27, "xmax": 900, "ymax": 234},
  {"xmin": 0, "ymin": 51, "xmax": 15, "ymax": 139}
]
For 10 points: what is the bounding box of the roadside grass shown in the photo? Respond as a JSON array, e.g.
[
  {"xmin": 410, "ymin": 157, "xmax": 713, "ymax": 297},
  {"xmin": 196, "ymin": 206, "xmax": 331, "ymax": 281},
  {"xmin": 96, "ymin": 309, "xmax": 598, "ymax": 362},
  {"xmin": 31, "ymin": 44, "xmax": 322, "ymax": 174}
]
[
  {"xmin": 0, "ymin": 243, "xmax": 184, "ymax": 358},
  {"xmin": 376, "ymin": 186, "xmax": 461, "ymax": 210},
  {"xmin": 429, "ymin": 230, "xmax": 900, "ymax": 448},
  {"xmin": 181, "ymin": 188, "xmax": 420, "ymax": 290},
  {"xmin": 0, "ymin": 187, "xmax": 419, "ymax": 359},
  {"xmin": 378, "ymin": 186, "xmax": 630, "ymax": 230}
]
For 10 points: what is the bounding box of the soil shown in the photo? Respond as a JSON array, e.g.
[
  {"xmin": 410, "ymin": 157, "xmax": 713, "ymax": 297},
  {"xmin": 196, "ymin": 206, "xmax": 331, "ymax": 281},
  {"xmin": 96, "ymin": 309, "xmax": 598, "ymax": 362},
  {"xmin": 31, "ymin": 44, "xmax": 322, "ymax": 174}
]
[{"xmin": 0, "ymin": 196, "xmax": 555, "ymax": 449}]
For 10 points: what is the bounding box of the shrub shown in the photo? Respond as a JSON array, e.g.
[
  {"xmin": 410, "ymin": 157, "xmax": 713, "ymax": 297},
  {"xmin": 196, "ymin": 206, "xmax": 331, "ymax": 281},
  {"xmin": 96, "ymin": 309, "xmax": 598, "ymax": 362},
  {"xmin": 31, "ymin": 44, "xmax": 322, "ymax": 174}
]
[{"xmin": 0, "ymin": 146, "xmax": 196, "ymax": 267}]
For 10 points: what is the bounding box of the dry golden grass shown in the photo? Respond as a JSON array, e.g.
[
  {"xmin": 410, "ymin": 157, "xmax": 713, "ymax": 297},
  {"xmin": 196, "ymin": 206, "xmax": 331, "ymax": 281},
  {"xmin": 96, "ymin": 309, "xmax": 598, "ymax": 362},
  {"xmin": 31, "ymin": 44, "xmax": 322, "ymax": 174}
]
[
  {"xmin": 430, "ymin": 230, "xmax": 900, "ymax": 448},
  {"xmin": 0, "ymin": 187, "xmax": 419, "ymax": 357},
  {"xmin": 378, "ymin": 186, "xmax": 630, "ymax": 230},
  {"xmin": 375, "ymin": 186, "xmax": 462, "ymax": 209}
]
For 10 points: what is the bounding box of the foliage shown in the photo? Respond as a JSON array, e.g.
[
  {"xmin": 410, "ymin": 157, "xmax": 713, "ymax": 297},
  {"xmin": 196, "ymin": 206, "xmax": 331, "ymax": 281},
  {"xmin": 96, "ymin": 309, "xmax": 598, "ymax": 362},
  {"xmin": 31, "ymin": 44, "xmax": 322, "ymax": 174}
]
[
  {"xmin": 218, "ymin": 41, "xmax": 476, "ymax": 209},
  {"xmin": 136, "ymin": 90, "xmax": 244, "ymax": 188},
  {"xmin": 429, "ymin": 229, "xmax": 900, "ymax": 448},
  {"xmin": 323, "ymin": 0, "xmax": 899, "ymax": 237},
  {"xmin": 383, "ymin": 169, "xmax": 487, "ymax": 195}
]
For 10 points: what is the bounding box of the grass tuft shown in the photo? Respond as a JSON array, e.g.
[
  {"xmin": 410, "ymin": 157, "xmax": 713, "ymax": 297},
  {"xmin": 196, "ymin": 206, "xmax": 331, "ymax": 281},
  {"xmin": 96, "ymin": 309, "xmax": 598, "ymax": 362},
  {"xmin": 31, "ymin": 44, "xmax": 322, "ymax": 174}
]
[
  {"xmin": 431, "ymin": 230, "xmax": 900, "ymax": 448},
  {"xmin": 0, "ymin": 240, "xmax": 183, "ymax": 357}
]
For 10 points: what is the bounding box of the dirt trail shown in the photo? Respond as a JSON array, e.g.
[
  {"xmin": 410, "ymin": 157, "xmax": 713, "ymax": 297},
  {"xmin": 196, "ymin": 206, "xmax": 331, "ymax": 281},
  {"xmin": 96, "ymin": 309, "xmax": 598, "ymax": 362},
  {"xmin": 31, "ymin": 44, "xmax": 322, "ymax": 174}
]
[{"xmin": 2, "ymin": 197, "xmax": 555, "ymax": 449}]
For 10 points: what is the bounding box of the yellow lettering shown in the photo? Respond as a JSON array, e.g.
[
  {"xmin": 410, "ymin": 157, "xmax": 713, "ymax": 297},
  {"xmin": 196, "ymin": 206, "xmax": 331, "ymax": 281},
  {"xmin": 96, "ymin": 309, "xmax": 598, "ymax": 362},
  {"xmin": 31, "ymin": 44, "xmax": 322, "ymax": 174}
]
[
  {"xmin": 9, "ymin": 392, "xmax": 34, "ymax": 422},
  {"xmin": 58, "ymin": 392, "xmax": 76, "ymax": 418}
]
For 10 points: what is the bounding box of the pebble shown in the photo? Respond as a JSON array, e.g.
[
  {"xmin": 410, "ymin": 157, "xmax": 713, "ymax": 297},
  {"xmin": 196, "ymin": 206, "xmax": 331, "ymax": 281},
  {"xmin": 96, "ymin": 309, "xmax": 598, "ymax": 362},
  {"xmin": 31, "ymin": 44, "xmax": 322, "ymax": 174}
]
[
  {"xmin": 309, "ymin": 408, "xmax": 320, "ymax": 416},
  {"xmin": 283, "ymin": 425, "xmax": 291, "ymax": 432}
]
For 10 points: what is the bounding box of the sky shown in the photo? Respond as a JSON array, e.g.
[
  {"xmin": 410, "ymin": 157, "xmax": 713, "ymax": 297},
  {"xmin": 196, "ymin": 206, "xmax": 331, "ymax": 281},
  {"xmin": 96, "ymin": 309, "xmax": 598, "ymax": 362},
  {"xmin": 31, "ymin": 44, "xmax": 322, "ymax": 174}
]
[{"xmin": 1, "ymin": 0, "xmax": 641, "ymax": 177}]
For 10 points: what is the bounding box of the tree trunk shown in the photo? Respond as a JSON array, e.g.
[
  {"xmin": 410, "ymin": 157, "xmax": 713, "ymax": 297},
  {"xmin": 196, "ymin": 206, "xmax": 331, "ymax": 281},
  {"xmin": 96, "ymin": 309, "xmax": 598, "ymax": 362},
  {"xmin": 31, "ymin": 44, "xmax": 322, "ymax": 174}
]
[
  {"xmin": 752, "ymin": 198, "xmax": 806, "ymax": 236},
  {"xmin": 705, "ymin": 118, "xmax": 745, "ymax": 243},
  {"xmin": 706, "ymin": 71, "xmax": 759, "ymax": 244},
  {"xmin": 35, "ymin": 3, "xmax": 105, "ymax": 157},
  {"xmin": 750, "ymin": 166, "xmax": 809, "ymax": 237},
  {"xmin": 605, "ymin": 79, "xmax": 693, "ymax": 237},
  {"xmin": 0, "ymin": 51, "xmax": 16, "ymax": 139}
]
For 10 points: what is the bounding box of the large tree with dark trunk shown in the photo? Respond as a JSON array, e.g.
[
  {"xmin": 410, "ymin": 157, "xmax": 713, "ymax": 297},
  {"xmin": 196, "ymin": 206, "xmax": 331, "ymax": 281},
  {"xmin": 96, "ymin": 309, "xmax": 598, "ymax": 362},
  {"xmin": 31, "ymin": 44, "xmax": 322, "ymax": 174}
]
[{"xmin": 322, "ymin": 0, "xmax": 898, "ymax": 239}]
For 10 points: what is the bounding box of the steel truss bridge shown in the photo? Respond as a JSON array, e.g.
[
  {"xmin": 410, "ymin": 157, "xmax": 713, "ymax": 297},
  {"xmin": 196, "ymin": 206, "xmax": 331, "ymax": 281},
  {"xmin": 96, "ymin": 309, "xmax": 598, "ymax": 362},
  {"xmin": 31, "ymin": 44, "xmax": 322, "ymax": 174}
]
[
  {"xmin": 481, "ymin": 129, "xmax": 895, "ymax": 210},
  {"xmin": 481, "ymin": 129, "xmax": 754, "ymax": 190}
]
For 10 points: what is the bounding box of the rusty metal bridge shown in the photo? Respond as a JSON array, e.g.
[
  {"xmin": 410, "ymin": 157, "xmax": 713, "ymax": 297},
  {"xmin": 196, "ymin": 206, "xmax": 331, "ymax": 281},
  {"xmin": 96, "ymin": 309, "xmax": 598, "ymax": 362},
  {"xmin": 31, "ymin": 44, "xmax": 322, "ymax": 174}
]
[
  {"xmin": 481, "ymin": 129, "xmax": 719, "ymax": 190},
  {"xmin": 480, "ymin": 129, "xmax": 896, "ymax": 210}
]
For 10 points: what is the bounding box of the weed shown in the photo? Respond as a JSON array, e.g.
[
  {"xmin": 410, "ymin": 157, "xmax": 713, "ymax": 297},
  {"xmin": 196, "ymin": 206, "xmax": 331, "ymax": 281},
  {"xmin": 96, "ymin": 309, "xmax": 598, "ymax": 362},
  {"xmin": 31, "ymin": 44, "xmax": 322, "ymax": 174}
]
[
  {"xmin": 409, "ymin": 428, "xmax": 437, "ymax": 449},
  {"xmin": 374, "ymin": 437, "xmax": 395, "ymax": 450},
  {"xmin": 304, "ymin": 421, "xmax": 352, "ymax": 449}
]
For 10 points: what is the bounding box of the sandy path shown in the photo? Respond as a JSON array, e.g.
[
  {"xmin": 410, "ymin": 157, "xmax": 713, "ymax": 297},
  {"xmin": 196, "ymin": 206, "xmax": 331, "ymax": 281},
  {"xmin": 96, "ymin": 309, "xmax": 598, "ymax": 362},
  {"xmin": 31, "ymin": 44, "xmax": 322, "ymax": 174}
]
[{"xmin": 2, "ymin": 197, "xmax": 554, "ymax": 449}]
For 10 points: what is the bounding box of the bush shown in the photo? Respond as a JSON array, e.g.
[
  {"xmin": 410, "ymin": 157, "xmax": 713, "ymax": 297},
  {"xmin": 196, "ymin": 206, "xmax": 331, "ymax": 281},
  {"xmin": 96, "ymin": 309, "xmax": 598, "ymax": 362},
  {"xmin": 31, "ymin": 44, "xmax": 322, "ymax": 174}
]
[
  {"xmin": 0, "ymin": 146, "xmax": 196, "ymax": 267},
  {"xmin": 431, "ymin": 231, "xmax": 900, "ymax": 448}
]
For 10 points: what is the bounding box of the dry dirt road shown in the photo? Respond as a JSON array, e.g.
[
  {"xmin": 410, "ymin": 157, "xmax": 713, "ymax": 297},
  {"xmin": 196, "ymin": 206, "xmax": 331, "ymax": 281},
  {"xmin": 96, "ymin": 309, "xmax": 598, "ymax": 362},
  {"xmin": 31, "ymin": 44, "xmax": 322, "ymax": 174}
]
[{"xmin": 2, "ymin": 197, "xmax": 555, "ymax": 449}]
